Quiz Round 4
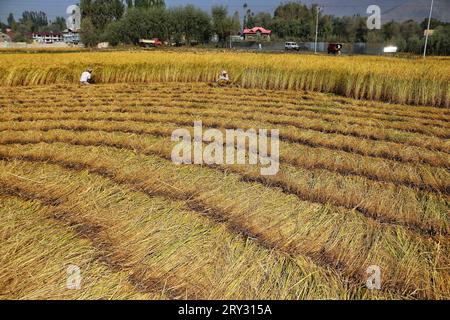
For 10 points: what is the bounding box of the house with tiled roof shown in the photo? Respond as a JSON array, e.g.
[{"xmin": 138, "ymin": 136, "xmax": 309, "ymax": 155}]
[{"xmin": 242, "ymin": 27, "xmax": 272, "ymax": 41}]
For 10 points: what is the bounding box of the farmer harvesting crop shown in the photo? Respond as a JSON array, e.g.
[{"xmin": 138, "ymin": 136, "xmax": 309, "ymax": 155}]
[
  {"xmin": 80, "ymin": 68, "xmax": 94, "ymax": 85},
  {"xmin": 218, "ymin": 70, "xmax": 230, "ymax": 86}
]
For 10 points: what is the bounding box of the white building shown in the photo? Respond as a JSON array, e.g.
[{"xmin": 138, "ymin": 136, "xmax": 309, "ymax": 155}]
[
  {"xmin": 28, "ymin": 32, "xmax": 64, "ymax": 44},
  {"xmin": 63, "ymin": 29, "xmax": 81, "ymax": 44}
]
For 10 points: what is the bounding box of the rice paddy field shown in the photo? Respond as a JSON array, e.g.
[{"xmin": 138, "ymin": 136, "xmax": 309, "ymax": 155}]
[
  {"xmin": 0, "ymin": 51, "xmax": 449, "ymax": 300},
  {"xmin": 1, "ymin": 51, "xmax": 449, "ymax": 107}
]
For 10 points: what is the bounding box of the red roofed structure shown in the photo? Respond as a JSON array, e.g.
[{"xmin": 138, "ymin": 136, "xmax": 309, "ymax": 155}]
[{"xmin": 242, "ymin": 27, "xmax": 272, "ymax": 41}]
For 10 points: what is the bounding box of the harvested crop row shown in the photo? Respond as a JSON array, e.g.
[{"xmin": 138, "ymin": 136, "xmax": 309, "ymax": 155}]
[
  {"xmin": 0, "ymin": 142, "xmax": 448, "ymax": 299},
  {"xmin": 3, "ymin": 103, "xmax": 448, "ymax": 150},
  {"xmin": 2, "ymin": 78, "xmax": 449, "ymax": 301},
  {"xmin": 1, "ymin": 129, "xmax": 447, "ymax": 234},
  {"xmin": 0, "ymin": 158, "xmax": 370, "ymax": 300},
  {"xmin": 4, "ymin": 97, "xmax": 450, "ymax": 133},
  {"xmin": 2, "ymin": 94, "xmax": 434, "ymax": 125},
  {"xmin": 3, "ymin": 84, "xmax": 450, "ymax": 124},
  {"xmin": 2, "ymin": 111, "xmax": 448, "ymax": 168},
  {"xmin": 0, "ymin": 160, "xmax": 359, "ymax": 300},
  {"xmin": 1, "ymin": 122, "xmax": 448, "ymax": 194},
  {"xmin": 0, "ymin": 195, "xmax": 156, "ymax": 300}
]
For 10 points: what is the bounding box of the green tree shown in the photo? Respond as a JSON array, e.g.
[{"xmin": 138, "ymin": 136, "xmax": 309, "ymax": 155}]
[
  {"xmin": 243, "ymin": 3, "xmax": 248, "ymax": 28},
  {"xmin": 420, "ymin": 18, "xmax": 443, "ymax": 30},
  {"xmin": 319, "ymin": 14, "xmax": 334, "ymax": 41},
  {"xmin": 245, "ymin": 9, "xmax": 255, "ymax": 28},
  {"xmin": 169, "ymin": 6, "xmax": 211, "ymax": 45},
  {"xmin": 429, "ymin": 25, "xmax": 450, "ymax": 55},
  {"xmin": 80, "ymin": 0, "xmax": 124, "ymax": 31},
  {"xmin": 7, "ymin": 13, "xmax": 16, "ymax": 28},
  {"xmin": 274, "ymin": 1, "xmax": 310, "ymax": 20},
  {"xmin": 42, "ymin": 17, "xmax": 67, "ymax": 32},
  {"xmin": 80, "ymin": 17, "xmax": 98, "ymax": 47},
  {"xmin": 104, "ymin": 7, "xmax": 169, "ymax": 45},
  {"xmin": 251, "ymin": 12, "xmax": 272, "ymax": 29},
  {"xmin": 382, "ymin": 20, "xmax": 400, "ymax": 41},
  {"xmin": 354, "ymin": 16, "xmax": 368, "ymax": 42},
  {"xmin": 12, "ymin": 33, "xmax": 28, "ymax": 42},
  {"xmin": 20, "ymin": 11, "xmax": 48, "ymax": 32},
  {"xmin": 400, "ymin": 20, "xmax": 421, "ymax": 40},
  {"xmin": 242, "ymin": 3, "xmax": 260, "ymax": 29},
  {"xmin": 232, "ymin": 11, "xmax": 241, "ymax": 31},
  {"xmin": 272, "ymin": 2, "xmax": 314, "ymax": 40},
  {"xmin": 80, "ymin": 0, "xmax": 93, "ymax": 17},
  {"xmin": 331, "ymin": 17, "xmax": 346, "ymax": 41},
  {"xmin": 404, "ymin": 35, "xmax": 423, "ymax": 54},
  {"xmin": 0, "ymin": 22, "xmax": 7, "ymax": 32},
  {"xmin": 54, "ymin": 16, "xmax": 67, "ymax": 31},
  {"xmin": 212, "ymin": 6, "xmax": 240, "ymax": 47},
  {"xmin": 366, "ymin": 30, "xmax": 383, "ymax": 43}
]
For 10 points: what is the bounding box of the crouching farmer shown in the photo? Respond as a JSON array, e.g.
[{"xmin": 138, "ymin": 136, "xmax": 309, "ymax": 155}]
[
  {"xmin": 80, "ymin": 68, "xmax": 94, "ymax": 85},
  {"xmin": 217, "ymin": 70, "xmax": 230, "ymax": 86}
]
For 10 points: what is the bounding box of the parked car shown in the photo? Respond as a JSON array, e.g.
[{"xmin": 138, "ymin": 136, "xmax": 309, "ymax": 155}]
[
  {"xmin": 328, "ymin": 43, "xmax": 343, "ymax": 55},
  {"xmin": 285, "ymin": 42, "xmax": 300, "ymax": 51}
]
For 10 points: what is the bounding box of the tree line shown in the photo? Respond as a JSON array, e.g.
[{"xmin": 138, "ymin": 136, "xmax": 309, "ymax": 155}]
[
  {"xmin": 242, "ymin": 2, "xmax": 449, "ymax": 55},
  {"xmin": 79, "ymin": 0, "xmax": 240, "ymax": 47},
  {"xmin": 2, "ymin": 1, "xmax": 449, "ymax": 55},
  {"xmin": 2, "ymin": 11, "xmax": 66, "ymax": 42}
]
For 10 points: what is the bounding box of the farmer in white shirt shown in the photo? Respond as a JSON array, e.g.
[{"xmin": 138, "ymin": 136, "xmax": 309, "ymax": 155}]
[
  {"xmin": 217, "ymin": 70, "xmax": 230, "ymax": 86},
  {"xmin": 80, "ymin": 68, "xmax": 93, "ymax": 85}
]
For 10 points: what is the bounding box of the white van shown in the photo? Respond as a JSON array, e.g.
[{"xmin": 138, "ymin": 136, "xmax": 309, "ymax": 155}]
[{"xmin": 285, "ymin": 42, "xmax": 300, "ymax": 51}]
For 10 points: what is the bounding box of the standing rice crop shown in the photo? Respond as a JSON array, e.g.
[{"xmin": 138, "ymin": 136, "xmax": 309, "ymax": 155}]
[{"xmin": 0, "ymin": 51, "xmax": 449, "ymax": 107}]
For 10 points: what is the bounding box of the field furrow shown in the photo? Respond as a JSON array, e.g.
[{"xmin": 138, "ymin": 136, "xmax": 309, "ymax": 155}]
[
  {"xmin": 0, "ymin": 160, "xmax": 367, "ymax": 300},
  {"xmin": 0, "ymin": 160, "xmax": 361, "ymax": 300},
  {"xmin": 3, "ymin": 90, "xmax": 450, "ymax": 129},
  {"xmin": 1, "ymin": 105, "xmax": 448, "ymax": 151},
  {"xmin": 1, "ymin": 129, "xmax": 448, "ymax": 235},
  {"xmin": 0, "ymin": 142, "xmax": 448, "ymax": 298},
  {"xmin": 2, "ymin": 83, "xmax": 449, "ymax": 121},
  {"xmin": 1, "ymin": 76, "xmax": 449, "ymax": 300},
  {"xmin": 1, "ymin": 112, "xmax": 447, "ymax": 168},
  {"xmin": 0, "ymin": 195, "xmax": 156, "ymax": 300},
  {"xmin": 1, "ymin": 124, "xmax": 448, "ymax": 194}
]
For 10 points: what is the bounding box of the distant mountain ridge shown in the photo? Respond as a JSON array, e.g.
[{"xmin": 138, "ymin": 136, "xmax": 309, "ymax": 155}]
[
  {"xmin": 297, "ymin": 0, "xmax": 450, "ymax": 22},
  {"xmin": 382, "ymin": 0, "xmax": 450, "ymax": 22},
  {"xmin": 1, "ymin": 0, "xmax": 449, "ymax": 25}
]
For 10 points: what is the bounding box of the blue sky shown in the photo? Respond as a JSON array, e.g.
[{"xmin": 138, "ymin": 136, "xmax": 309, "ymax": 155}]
[{"xmin": 1, "ymin": 0, "xmax": 448, "ymax": 24}]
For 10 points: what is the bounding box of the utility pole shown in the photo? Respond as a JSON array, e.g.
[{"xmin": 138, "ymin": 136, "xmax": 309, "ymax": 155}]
[
  {"xmin": 423, "ymin": 0, "xmax": 434, "ymax": 58},
  {"xmin": 314, "ymin": 6, "xmax": 321, "ymax": 54}
]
